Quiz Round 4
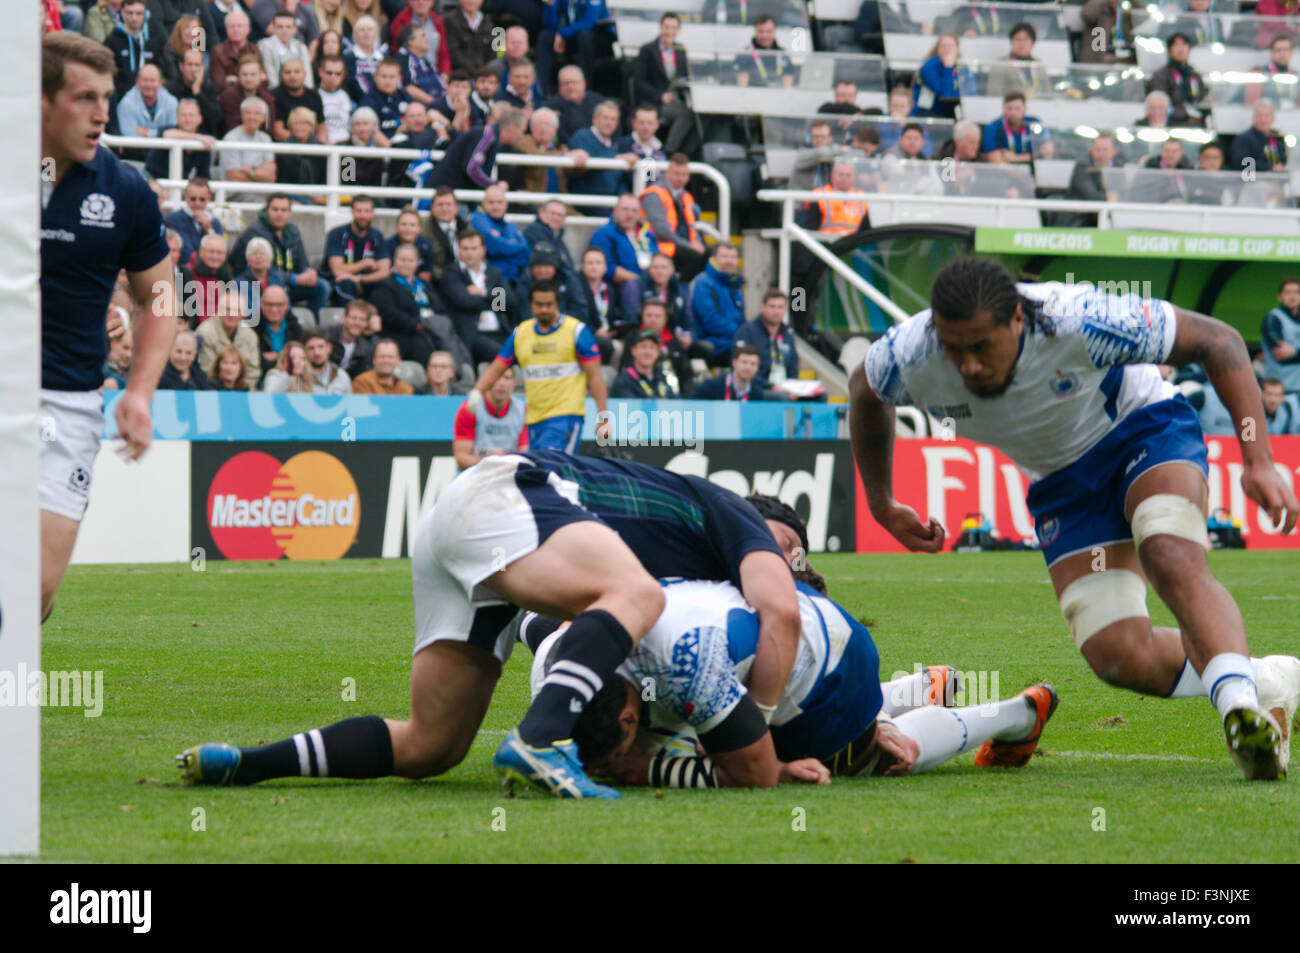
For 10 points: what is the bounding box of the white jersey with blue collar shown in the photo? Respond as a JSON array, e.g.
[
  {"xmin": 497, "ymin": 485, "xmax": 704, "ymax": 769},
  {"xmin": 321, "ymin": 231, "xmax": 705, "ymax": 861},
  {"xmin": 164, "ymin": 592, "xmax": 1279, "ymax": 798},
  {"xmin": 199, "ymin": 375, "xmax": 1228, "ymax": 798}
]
[{"xmin": 865, "ymin": 282, "xmax": 1180, "ymax": 482}]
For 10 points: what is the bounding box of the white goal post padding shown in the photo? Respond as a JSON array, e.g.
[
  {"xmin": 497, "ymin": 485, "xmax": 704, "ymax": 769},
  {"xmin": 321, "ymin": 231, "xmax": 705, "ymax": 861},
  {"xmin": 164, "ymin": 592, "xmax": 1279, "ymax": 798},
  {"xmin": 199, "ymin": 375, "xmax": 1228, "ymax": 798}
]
[{"xmin": 0, "ymin": 5, "xmax": 43, "ymax": 857}]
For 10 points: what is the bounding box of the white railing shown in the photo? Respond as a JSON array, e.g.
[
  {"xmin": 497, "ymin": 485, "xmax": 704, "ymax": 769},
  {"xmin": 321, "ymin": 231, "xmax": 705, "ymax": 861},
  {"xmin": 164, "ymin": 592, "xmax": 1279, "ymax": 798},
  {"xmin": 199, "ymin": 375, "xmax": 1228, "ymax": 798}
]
[
  {"xmin": 759, "ymin": 186, "xmax": 1300, "ymax": 298},
  {"xmin": 102, "ymin": 134, "xmax": 730, "ymax": 237}
]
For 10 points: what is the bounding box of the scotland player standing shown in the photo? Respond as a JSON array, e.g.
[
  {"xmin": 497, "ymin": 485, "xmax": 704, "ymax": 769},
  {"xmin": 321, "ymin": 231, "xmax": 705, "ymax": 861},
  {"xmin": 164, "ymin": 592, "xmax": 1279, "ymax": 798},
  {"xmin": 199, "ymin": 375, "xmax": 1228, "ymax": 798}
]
[
  {"xmin": 852, "ymin": 258, "xmax": 1300, "ymax": 781},
  {"xmin": 40, "ymin": 33, "xmax": 173, "ymax": 620}
]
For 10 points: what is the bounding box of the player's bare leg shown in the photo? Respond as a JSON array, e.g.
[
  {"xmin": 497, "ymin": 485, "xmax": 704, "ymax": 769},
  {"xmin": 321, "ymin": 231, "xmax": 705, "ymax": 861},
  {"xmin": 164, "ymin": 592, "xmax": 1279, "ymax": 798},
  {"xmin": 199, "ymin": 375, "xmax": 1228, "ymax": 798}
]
[
  {"xmin": 487, "ymin": 521, "xmax": 665, "ymax": 797},
  {"xmin": 1126, "ymin": 463, "xmax": 1286, "ymax": 778},
  {"xmin": 41, "ymin": 510, "xmax": 80, "ymax": 622},
  {"xmin": 1046, "ymin": 462, "xmax": 1291, "ymax": 779},
  {"xmin": 387, "ymin": 642, "xmax": 501, "ymax": 778},
  {"xmin": 1048, "ymin": 543, "xmax": 1186, "ymax": 696}
]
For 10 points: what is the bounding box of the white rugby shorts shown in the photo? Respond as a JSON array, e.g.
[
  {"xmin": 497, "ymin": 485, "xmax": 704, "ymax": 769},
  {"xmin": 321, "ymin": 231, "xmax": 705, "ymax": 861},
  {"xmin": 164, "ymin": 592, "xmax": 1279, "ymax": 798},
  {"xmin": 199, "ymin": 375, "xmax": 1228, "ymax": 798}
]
[
  {"xmin": 39, "ymin": 389, "xmax": 104, "ymax": 522},
  {"xmin": 411, "ymin": 453, "xmax": 593, "ymax": 661}
]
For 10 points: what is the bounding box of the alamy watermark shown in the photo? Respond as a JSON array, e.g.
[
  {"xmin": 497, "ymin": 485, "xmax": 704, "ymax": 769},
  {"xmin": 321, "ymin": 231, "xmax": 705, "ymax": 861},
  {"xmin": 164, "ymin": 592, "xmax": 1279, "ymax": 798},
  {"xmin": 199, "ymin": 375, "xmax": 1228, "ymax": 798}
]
[
  {"xmin": 0, "ymin": 665, "xmax": 104, "ymax": 717},
  {"xmin": 596, "ymin": 406, "xmax": 705, "ymax": 451}
]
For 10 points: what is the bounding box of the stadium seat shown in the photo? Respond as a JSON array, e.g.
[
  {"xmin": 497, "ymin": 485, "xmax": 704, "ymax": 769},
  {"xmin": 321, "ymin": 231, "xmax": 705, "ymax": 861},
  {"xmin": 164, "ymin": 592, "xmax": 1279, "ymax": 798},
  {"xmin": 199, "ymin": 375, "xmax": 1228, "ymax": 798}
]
[
  {"xmin": 702, "ymin": 141, "xmax": 756, "ymax": 216},
  {"xmin": 394, "ymin": 361, "xmax": 426, "ymax": 391},
  {"xmin": 317, "ymin": 307, "xmax": 344, "ymax": 330},
  {"xmin": 292, "ymin": 306, "xmax": 316, "ymax": 330}
]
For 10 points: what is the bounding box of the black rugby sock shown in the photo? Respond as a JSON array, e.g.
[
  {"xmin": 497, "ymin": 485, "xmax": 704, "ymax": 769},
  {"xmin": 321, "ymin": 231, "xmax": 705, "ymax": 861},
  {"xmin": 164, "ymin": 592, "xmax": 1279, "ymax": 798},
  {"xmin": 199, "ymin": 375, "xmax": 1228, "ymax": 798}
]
[
  {"xmin": 236, "ymin": 715, "xmax": 394, "ymax": 783},
  {"xmin": 517, "ymin": 609, "xmax": 633, "ymax": 748}
]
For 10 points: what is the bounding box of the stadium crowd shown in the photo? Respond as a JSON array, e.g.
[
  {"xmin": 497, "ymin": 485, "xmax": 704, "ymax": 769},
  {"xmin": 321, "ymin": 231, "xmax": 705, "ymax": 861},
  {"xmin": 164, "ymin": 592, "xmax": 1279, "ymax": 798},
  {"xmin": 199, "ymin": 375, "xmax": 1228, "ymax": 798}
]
[{"xmin": 41, "ymin": 0, "xmax": 1300, "ymax": 415}]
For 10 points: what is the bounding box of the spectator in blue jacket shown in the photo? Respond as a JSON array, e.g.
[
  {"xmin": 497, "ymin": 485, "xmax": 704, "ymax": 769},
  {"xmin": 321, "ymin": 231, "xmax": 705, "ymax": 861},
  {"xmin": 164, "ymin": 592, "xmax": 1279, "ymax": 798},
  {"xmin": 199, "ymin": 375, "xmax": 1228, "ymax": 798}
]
[
  {"xmin": 911, "ymin": 33, "xmax": 973, "ymax": 120},
  {"xmin": 588, "ymin": 193, "xmax": 658, "ymax": 319},
  {"xmin": 117, "ymin": 64, "xmax": 178, "ymax": 141},
  {"xmin": 567, "ymin": 101, "xmax": 639, "ymax": 195},
  {"xmin": 538, "ymin": 0, "xmax": 616, "ymax": 95},
  {"xmin": 690, "ymin": 243, "xmax": 746, "ymax": 366},
  {"xmin": 733, "ymin": 288, "xmax": 800, "ymax": 388},
  {"xmin": 470, "ymin": 183, "xmax": 533, "ymax": 283},
  {"xmin": 164, "ymin": 178, "xmax": 225, "ymax": 264}
]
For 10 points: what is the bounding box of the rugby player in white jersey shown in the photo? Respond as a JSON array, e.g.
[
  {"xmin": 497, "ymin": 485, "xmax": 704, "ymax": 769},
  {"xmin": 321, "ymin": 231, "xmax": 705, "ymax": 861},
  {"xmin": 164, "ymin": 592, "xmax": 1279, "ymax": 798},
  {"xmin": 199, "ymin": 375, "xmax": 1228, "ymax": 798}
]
[
  {"xmin": 851, "ymin": 257, "xmax": 1300, "ymax": 781},
  {"xmin": 522, "ymin": 566, "xmax": 1060, "ymax": 788}
]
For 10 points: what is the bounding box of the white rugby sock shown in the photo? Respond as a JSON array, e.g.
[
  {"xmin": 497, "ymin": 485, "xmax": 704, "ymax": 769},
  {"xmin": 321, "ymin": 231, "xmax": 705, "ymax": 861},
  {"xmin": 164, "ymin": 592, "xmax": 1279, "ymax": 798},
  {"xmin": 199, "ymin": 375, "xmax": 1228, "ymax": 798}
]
[
  {"xmin": 1167, "ymin": 652, "xmax": 1261, "ymax": 699},
  {"xmin": 895, "ymin": 697, "xmax": 1037, "ymax": 774},
  {"xmin": 1201, "ymin": 652, "xmax": 1260, "ymax": 718},
  {"xmin": 879, "ymin": 672, "xmax": 927, "ymax": 717}
]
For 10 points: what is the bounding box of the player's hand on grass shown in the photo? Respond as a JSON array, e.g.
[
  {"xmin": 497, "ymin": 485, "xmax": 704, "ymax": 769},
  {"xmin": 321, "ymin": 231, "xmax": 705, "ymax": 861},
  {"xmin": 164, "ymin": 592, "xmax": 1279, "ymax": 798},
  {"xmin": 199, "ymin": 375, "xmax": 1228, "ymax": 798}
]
[
  {"xmin": 875, "ymin": 722, "xmax": 919, "ymax": 777},
  {"xmin": 114, "ymin": 390, "xmax": 153, "ymax": 461},
  {"xmin": 1242, "ymin": 460, "xmax": 1299, "ymax": 534},
  {"xmin": 879, "ymin": 501, "xmax": 946, "ymax": 552},
  {"xmin": 780, "ymin": 758, "xmax": 831, "ymax": 785}
]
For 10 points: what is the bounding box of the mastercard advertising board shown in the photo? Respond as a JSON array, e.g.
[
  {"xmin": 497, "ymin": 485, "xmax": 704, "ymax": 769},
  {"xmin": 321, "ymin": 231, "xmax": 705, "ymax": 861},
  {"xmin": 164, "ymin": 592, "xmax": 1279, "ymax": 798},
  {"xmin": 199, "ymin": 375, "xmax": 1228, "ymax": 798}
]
[{"xmin": 191, "ymin": 443, "xmax": 457, "ymax": 561}]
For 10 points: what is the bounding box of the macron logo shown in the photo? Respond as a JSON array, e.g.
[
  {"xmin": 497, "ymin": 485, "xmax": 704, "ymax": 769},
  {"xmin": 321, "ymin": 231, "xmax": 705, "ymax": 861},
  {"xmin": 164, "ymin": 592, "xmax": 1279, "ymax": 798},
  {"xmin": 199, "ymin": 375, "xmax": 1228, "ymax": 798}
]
[{"xmin": 50, "ymin": 883, "xmax": 151, "ymax": 934}]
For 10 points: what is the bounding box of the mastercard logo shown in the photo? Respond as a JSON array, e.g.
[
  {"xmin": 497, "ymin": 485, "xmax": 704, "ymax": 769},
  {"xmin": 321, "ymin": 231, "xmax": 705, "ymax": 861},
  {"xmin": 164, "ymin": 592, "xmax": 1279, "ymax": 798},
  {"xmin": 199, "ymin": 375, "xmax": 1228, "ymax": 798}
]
[{"xmin": 207, "ymin": 451, "xmax": 360, "ymax": 560}]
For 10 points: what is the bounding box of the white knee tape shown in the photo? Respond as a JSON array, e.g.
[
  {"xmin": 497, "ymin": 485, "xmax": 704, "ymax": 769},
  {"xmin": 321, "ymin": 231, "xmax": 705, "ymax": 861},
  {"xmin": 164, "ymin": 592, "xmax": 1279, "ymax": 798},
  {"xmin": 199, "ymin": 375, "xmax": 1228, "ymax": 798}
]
[
  {"xmin": 1058, "ymin": 569, "xmax": 1149, "ymax": 650},
  {"xmin": 1129, "ymin": 493, "xmax": 1209, "ymax": 551}
]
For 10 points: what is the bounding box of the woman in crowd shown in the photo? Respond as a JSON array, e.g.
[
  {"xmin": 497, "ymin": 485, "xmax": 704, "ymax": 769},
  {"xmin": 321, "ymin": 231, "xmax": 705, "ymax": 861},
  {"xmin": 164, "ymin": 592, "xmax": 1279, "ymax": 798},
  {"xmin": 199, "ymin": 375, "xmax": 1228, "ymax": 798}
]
[
  {"xmin": 369, "ymin": 242, "xmax": 440, "ymax": 366},
  {"xmin": 911, "ymin": 32, "xmax": 972, "ymax": 120},
  {"xmin": 262, "ymin": 340, "xmax": 314, "ymax": 392},
  {"xmin": 209, "ymin": 344, "xmax": 252, "ymax": 392},
  {"xmin": 343, "ymin": 0, "xmax": 387, "ymax": 47},
  {"xmin": 344, "ymin": 14, "xmax": 387, "ymax": 96},
  {"xmin": 343, "ymin": 106, "xmax": 387, "ymax": 185},
  {"xmin": 382, "ymin": 207, "xmax": 435, "ymax": 285},
  {"xmin": 314, "ymin": 0, "xmax": 347, "ymax": 40},
  {"xmin": 164, "ymin": 16, "xmax": 209, "ymax": 83},
  {"xmin": 277, "ymin": 106, "xmax": 329, "ymax": 201}
]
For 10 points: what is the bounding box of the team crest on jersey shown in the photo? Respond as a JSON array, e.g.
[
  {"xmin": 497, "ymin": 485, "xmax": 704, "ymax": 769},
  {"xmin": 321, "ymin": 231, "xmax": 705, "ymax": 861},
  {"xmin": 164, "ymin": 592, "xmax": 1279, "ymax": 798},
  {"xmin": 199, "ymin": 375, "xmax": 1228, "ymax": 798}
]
[
  {"xmin": 68, "ymin": 466, "xmax": 91, "ymax": 495},
  {"xmin": 79, "ymin": 193, "xmax": 116, "ymax": 228},
  {"xmin": 1049, "ymin": 370, "xmax": 1080, "ymax": 399},
  {"xmin": 1037, "ymin": 517, "xmax": 1060, "ymax": 546}
]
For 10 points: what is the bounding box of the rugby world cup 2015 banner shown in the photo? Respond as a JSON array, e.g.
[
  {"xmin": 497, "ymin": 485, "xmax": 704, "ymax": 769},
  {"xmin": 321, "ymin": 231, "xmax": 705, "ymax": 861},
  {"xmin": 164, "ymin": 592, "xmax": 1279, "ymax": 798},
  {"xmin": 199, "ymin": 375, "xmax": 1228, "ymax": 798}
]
[
  {"xmin": 192, "ymin": 441, "xmax": 858, "ymax": 561},
  {"xmin": 854, "ymin": 435, "xmax": 1300, "ymax": 553}
]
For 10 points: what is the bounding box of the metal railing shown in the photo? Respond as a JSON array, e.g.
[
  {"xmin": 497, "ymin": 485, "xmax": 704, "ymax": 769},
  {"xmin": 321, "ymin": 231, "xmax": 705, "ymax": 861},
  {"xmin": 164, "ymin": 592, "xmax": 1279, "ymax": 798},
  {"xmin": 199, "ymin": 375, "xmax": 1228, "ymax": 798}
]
[{"xmin": 102, "ymin": 134, "xmax": 731, "ymax": 237}]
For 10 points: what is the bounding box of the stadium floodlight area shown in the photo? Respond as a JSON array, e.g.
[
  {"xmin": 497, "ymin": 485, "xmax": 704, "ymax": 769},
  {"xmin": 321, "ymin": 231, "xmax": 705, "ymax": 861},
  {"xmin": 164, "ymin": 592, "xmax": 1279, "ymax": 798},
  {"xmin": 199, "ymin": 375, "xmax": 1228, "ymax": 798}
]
[{"xmin": 0, "ymin": 1, "xmax": 40, "ymax": 858}]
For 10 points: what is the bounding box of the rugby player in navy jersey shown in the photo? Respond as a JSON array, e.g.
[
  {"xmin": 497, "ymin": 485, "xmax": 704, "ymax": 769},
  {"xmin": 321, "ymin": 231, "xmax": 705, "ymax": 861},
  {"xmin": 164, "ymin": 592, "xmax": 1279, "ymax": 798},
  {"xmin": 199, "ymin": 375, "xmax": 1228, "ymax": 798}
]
[
  {"xmin": 40, "ymin": 33, "xmax": 174, "ymax": 622},
  {"xmin": 179, "ymin": 451, "xmax": 803, "ymax": 798}
]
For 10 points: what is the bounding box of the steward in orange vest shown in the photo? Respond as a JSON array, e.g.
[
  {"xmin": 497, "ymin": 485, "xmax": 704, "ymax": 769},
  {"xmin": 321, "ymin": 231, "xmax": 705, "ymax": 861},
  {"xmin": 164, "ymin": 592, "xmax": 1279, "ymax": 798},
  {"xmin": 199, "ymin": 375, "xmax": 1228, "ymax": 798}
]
[
  {"xmin": 639, "ymin": 154, "xmax": 707, "ymax": 281},
  {"xmin": 807, "ymin": 184, "xmax": 869, "ymax": 235}
]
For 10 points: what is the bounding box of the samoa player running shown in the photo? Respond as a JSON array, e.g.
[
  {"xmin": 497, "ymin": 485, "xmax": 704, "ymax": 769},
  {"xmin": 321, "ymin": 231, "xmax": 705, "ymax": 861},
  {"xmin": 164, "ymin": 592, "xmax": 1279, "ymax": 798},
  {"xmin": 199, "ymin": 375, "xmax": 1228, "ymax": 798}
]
[{"xmin": 852, "ymin": 257, "xmax": 1300, "ymax": 781}]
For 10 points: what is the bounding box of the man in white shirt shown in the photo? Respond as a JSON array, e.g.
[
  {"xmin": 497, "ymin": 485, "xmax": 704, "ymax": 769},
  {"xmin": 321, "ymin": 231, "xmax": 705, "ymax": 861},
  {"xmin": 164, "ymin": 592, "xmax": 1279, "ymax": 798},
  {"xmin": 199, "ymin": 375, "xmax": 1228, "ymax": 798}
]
[
  {"xmin": 218, "ymin": 97, "xmax": 276, "ymax": 193},
  {"xmin": 315, "ymin": 54, "xmax": 354, "ymax": 145}
]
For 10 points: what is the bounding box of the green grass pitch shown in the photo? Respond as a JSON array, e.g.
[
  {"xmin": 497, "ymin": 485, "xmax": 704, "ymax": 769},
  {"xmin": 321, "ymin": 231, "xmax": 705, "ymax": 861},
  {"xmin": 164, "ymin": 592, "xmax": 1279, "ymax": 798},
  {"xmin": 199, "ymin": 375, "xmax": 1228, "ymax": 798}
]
[{"xmin": 28, "ymin": 551, "xmax": 1300, "ymax": 863}]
